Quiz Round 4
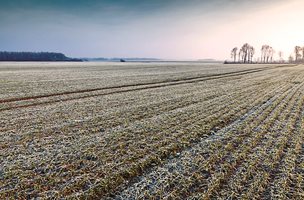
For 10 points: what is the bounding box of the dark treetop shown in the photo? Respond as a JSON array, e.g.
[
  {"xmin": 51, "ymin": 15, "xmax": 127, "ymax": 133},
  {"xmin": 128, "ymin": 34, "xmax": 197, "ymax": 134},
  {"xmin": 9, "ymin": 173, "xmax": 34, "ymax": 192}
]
[{"xmin": 0, "ymin": 51, "xmax": 82, "ymax": 61}]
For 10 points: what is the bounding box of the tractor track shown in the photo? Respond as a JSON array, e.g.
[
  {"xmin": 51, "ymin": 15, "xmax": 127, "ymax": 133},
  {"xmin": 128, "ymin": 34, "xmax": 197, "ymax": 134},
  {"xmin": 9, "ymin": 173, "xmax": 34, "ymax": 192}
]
[{"xmin": 0, "ymin": 67, "xmax": 275, "ymax": 112}]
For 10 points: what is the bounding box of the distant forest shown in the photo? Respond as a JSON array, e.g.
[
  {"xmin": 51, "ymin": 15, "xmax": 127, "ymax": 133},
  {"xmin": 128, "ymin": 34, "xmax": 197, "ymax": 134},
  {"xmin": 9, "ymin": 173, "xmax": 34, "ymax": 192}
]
[{"xmin": 0, "ymin": 51, "xmax": 82, "ymax": 61}]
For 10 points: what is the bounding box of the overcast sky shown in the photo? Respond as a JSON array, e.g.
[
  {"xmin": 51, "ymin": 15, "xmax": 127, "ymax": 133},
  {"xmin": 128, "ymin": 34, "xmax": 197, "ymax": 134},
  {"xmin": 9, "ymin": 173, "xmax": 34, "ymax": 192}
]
[{"xmin": 1, "ymin": 0, "xmax": 303, "ymax": 60}]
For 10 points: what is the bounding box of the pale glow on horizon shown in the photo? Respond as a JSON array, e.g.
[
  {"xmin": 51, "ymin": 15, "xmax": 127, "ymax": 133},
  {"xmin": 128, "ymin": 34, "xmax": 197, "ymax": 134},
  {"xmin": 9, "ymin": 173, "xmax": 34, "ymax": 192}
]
[
  {"xmin": 202, "ymin": 0, "xmax": 304, "ymax": 60},
  {"xmin": 121, "ymin": 0, "xmax": 304, "ymax": 60},
  {"xmin": 148, "ymin": 0, "xmax": 304, "ymax": 60}
]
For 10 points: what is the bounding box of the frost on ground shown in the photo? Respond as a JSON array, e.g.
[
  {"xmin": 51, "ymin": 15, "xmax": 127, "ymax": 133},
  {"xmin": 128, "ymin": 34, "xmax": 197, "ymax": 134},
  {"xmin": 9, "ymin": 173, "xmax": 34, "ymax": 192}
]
[{"xmin": 0, "ymin": 62, "xmax": 303, "ymax": 199}]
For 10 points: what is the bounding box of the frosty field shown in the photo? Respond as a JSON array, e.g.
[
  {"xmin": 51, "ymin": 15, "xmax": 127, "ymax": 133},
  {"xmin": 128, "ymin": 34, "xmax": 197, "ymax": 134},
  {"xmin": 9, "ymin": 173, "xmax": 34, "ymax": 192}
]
[{"xmin": 0, "ymin": 62, "xmax": 303, "ymax": 199}]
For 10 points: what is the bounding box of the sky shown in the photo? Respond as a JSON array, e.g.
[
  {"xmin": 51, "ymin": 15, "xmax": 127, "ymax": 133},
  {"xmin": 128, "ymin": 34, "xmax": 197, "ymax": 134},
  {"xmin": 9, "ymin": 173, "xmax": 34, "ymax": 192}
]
[{"xmin": 1, "ymin": 0, "xmax": 304, "ymax": 60}]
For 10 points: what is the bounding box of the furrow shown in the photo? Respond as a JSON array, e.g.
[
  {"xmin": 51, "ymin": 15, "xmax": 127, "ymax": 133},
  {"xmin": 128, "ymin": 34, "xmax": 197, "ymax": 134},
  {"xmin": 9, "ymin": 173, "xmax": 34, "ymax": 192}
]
[{"xmin": 106, "ymin": 75, "xmax": 296, "ymax": 198}]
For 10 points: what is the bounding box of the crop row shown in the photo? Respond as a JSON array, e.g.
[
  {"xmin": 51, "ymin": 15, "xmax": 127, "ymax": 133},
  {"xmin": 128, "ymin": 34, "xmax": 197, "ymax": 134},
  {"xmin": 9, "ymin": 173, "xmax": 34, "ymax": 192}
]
[
  {"xmin": 0, "ymin": 70, "xmax": 269, "ymax": 135},
  {"xmin": 108, "ymin": 72, "xmax": 300, "ymax": 198},
  {"xmin": 114, "ymin": 69, "xmax": 304, "ymax": 199},
  {"xmin": 214, "ymin": 80, "xmax": 304, "ymax": 199},
  {"xmin": 0, "ymin": 63, "xmax": 272, "ymax": 99},
  {"xmin": 71, "ymin": 70, "xmax": 294, "ymax": 198},
  {"xmin": 0, "ymin": 64, "xmax": 301, "ymax": 199}
]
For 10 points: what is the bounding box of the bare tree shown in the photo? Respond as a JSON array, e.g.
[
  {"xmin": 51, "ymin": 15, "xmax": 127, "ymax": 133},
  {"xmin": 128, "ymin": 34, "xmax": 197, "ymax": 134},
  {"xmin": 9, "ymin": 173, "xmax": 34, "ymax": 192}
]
[
  {"xmin": 241, "ymin": 43, "xmax": 253, "ymax": 63},
  {"xmin": 261, "ymin": 45, "xmax": 275, "ymax": 63},
  {"xmin": 261, "ymin": 45, "xmax": 265, "ymax": 63},
  {"xmin": 231, "ymin": 47, "xmax": 238, "ymax": 63},
  {"xmin": 238, "ymin": 43, "xmax": 255, "ymax": 63},
  {"xmin": 249, "ymin": 46, "xmax": 255, "ymax": 63},
  {"xmin": 261, "ymin": 45, "xmax": 269, "ymax": 63},
  {"xmin": 238, "ymin": 49, "xmax": 243, "ymax": 62},
  {"xmin": 294, "ymin": 46, "xmax": 301, "ymax": 62},
  {"xmin": 269, "ymin": 47, "xmax": 275, "ymax": 63}
]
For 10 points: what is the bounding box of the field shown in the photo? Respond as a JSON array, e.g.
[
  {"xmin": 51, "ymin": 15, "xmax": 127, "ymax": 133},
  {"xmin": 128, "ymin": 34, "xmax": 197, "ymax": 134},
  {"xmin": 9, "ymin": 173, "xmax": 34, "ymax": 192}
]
[{"xmin": 0, "ymin": 62, "xmax": 304, "ymax": 199}]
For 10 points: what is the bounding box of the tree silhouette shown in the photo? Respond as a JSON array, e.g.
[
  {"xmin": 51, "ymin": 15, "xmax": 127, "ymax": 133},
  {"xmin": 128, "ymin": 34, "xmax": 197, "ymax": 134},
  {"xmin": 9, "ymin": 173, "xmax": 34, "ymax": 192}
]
[
  {"xmin": 249, "ymin": 46, "xmax": 255, "ymax": 63},
  {"xmin": 238, "ymin": 49, "xmax": 243, "ymax": 62},
  {"xmin": 231, "ymin": 47, "xmax": 238, "ymax": 63},
  {"xmin": 294, "ymin": 46, "xmax": 301, "ymax": 62},
  {"xmin": 268, "ymin": 47, "xmax": 275, "ymax": 63},
  {"xmin": 241, "ymin": 43, "xmax": 249, "ymax": 63},
  {"xmin": 228, "ymin": 43, "xmax": 304, "ymax": 64},
  {"xmin": 239, "ymin": 43, "xmax": 255, "ymax": 63},
  {"xmin": 261, "ymin": 45, "xmax": 268, "ymax": 63},
  {"xmin": 261, "ymin": 45, "xmax": 266, "ymax": 63},
  {"xmin": 261, "ymin": 45, "xmax": 274, "ymax": 63}
]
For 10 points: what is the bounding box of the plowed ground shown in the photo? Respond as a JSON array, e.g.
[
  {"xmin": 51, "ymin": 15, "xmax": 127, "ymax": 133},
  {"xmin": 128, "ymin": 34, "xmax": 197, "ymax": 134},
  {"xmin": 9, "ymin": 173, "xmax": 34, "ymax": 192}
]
[{"xmin": 0, "ymin": 62, "xmax": 303, "ymax": 199}]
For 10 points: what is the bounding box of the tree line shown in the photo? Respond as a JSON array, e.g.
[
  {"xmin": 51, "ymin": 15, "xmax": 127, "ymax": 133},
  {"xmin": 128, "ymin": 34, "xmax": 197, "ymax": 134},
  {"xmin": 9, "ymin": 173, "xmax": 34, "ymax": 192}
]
[
  {"xmin": 228, "ymin": 43, "xmax": 304, "ymax": 64},
  {"xmin": 0, "ymin": 51, "xmax": 82, "ymax": 61}
]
